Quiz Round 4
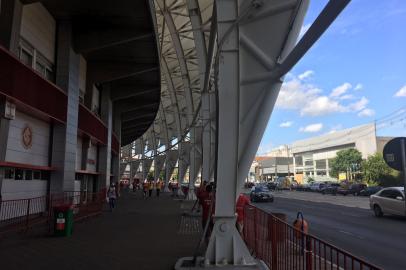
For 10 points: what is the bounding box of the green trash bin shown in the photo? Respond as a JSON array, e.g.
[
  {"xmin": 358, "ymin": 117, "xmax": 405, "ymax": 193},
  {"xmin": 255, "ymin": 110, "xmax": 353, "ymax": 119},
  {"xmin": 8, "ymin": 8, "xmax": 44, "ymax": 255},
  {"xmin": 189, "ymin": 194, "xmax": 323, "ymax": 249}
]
[{"xmin": 54, "ymin": 205, "xmax": 73, "ymax": 237}]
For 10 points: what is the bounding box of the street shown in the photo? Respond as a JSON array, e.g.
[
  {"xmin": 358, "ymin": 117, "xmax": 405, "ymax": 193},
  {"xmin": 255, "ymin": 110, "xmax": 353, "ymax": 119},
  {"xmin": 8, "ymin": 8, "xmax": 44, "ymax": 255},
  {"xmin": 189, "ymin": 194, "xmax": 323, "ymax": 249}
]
[{"xmin": 253, "ymin": 191, "xmax": 406, "ymax": 270}]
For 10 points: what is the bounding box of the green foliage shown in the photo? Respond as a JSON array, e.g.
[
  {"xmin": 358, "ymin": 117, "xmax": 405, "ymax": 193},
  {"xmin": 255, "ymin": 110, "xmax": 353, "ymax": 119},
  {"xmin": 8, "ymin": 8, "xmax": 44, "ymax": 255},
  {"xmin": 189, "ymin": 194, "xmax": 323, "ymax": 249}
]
[
  {"xmin": 147, "ymin": 171, "xmax": 154, "ymax": 180},
  {"xmin": 362, "ymin": 153, "xmax": 391, "ymax": 184},
  {"xmin": 329, "ymin": 148, "xmax": 363, "ymax": 180},
  {"xmin": 307, "ymin": 177, "xmax": 315, "ymax": 183}
]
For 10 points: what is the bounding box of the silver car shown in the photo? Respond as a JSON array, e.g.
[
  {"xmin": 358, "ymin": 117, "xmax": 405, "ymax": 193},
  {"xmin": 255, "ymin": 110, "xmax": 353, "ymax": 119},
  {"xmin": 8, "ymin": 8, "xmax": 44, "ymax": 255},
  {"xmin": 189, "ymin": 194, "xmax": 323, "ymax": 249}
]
[{"xmin": 370, "ymin": 187, "xmax": 405, "ymax": 217}]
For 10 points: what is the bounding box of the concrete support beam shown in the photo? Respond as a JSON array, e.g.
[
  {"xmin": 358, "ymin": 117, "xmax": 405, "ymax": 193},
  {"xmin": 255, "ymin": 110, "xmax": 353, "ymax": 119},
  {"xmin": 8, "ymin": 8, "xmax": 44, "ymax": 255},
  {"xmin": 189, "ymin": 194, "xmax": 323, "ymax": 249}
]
[
  {"xmin": 50, "ymin": 20, "xmax": 80, "ymax": 193},
  {"xmin": 98, "ymin": 86, "xmax": 113, "ymax": 189}
]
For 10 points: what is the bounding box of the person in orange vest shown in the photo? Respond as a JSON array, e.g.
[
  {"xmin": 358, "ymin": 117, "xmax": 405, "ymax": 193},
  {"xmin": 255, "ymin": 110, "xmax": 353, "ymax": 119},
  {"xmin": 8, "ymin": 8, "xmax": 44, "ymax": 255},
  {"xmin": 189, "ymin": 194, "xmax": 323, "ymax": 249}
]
[
  {"xmin": 156, "ymin": 180, "xmax": 162, "ymax": 197},
  {"xmin": 143, "ymin": 180, "xmax": 148, "ymax": 199},
  {"xmin": 236, "ymin": 193, "xmax": 250, "ymax": 234},
  {"xmin": 148, "ymin": 180, "xmax": 154, "ymax": 197}
]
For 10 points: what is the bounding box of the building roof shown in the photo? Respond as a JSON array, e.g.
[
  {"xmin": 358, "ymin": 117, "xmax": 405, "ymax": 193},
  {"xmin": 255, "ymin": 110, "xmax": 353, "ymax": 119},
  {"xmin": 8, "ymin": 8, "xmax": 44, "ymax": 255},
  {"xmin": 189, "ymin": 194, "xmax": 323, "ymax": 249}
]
[{"xmin": 291, "ymin": 123, "xmax": 376, "ymax": 154}]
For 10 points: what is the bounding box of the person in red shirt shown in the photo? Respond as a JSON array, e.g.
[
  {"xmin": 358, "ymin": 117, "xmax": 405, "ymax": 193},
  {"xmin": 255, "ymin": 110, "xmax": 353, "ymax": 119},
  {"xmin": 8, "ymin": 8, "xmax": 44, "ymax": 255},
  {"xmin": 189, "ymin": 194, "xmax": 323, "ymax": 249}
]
[{"xmin": 236, "ymin": 193, "xmax": 250, "ymax": 234}]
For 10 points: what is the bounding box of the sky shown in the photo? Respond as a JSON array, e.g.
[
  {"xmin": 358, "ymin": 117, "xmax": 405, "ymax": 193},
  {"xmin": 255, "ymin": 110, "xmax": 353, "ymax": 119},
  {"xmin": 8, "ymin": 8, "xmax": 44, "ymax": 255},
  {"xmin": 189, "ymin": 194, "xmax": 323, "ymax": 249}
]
[{"xmin": 257, "ymin": 0, "xmax": 406, "ymax": 155}]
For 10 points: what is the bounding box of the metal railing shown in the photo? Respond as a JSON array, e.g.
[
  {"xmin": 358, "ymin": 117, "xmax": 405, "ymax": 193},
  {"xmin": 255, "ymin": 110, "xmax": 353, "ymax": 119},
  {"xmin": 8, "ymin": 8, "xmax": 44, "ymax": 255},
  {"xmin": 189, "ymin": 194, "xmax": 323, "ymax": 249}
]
[
  {"xmin": 243, "ymin": 205, "xmax": 381, "ymax": 270},
  {"xmin": 0, "ymin": 190, "xmax": 106, "ymax": 235}
]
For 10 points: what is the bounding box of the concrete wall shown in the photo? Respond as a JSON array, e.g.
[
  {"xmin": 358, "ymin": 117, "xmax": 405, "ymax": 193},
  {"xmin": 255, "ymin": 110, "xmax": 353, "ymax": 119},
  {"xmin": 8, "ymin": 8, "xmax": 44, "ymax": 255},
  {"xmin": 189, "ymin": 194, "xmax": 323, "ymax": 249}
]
[
  {"xmin": 20, "ymin": 3, "xmax": 56, "ymax": 63},
  {"xmin": 5, "ymin": 110, "xmax": 50, "ymax": 166},
  {"xmin": 2, "ymin": 179, "xmax": 47, "ymax": 200}
]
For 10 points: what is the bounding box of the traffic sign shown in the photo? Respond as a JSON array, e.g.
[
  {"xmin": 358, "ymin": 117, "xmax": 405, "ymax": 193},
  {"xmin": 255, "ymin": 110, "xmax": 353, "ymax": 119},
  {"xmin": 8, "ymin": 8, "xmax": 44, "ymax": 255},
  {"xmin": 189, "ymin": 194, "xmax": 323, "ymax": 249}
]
[{"xmin": 383, "ymin": 137, "xmax": 406, "ymax": 171}]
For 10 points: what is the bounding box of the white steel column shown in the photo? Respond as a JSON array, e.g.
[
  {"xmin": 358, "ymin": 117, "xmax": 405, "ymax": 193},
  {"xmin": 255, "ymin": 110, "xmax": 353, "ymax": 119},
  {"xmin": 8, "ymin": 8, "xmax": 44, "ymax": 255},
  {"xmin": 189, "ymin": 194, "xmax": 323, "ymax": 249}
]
[
  {"xmin": 205, "ymin": 0, "xmax": 254, "ymax": 266},
  {"xmin": 164, "ymin": 150, "xmax": 178, "ymax": 192}
]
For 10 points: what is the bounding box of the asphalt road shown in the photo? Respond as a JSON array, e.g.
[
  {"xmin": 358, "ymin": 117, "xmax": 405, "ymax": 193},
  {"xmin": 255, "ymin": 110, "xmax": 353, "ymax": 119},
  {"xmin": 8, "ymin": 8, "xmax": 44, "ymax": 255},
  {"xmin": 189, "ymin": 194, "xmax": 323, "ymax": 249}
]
[{"xmin": 253, "ymin": 196, "xmax": 406, "ymax": 270}]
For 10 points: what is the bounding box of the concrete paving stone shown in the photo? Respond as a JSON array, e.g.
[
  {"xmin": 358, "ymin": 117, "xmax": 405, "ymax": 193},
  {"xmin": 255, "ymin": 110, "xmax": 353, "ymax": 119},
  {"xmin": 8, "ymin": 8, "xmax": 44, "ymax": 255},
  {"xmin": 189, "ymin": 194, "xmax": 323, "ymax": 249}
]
[{"xmin": 0, "ymin": 192, "xmax": 201, "ymax": 270}]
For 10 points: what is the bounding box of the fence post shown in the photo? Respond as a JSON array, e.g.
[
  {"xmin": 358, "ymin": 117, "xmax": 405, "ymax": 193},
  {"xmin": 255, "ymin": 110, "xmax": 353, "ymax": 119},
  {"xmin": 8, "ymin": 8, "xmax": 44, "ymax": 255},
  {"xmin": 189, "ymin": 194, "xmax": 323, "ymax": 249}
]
[
  {"xmin": 25, "ymin": 199, "xmax": 31, "ymax": 231},
  {"xmin": 271, "ymin": 215, "xmax": 278, "ymax": 270},
  {"xmin": 305, "ymin": 235, "xmax": 312, "ymax": 270}
]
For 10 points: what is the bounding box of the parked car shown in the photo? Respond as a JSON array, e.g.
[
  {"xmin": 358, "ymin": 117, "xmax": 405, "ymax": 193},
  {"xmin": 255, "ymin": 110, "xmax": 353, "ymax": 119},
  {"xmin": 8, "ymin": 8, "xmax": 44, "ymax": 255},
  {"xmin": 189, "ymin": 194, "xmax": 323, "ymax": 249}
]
[
  {"xmin": 337, "ymin": 183, "xmax": 367, "ymax": 196},
  {"xmin": 250, "ymin": 185, "xmax": 274, "ymax": 203},
  {"xmin": 266, "ymin": 182, "xmax": 277, "ymax": 190},
  {"xmin": 244, "ymin": 182, "xmax": 255, "ymax": 189},
  {"xmin": 320, "ymin": 183, "xmax": 341, "ymax": 195},
  {"xmin": 296, "ymin": 184, "xmax": 311, "ymax": 191},
  {"xmin": 309, "ymin": 182, "xmax": 326, "ymax": 192},
  {"xmin": 370, "ymin": 187, "xmax": 405, "ymax": 217},
  {"xmin": 359, "ymin": 186, "xmax": 382, "ymax": 196}
]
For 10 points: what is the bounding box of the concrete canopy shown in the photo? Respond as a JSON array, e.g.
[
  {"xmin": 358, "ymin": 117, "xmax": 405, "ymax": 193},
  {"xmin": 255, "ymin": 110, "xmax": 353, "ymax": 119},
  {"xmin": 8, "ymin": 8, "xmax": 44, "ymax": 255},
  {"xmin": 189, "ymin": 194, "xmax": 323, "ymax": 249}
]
[{"xmin": 27, "ymin": 0, "xmax": 161, "ymax": 146}]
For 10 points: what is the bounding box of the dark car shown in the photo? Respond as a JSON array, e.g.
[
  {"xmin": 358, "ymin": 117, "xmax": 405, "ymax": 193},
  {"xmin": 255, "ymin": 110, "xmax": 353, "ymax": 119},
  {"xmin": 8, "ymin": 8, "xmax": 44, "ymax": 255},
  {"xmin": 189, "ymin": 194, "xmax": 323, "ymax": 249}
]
[
  {"xmin": 244, "ymin": 182, "xmax": 255, "ymax": 189},
  {"xmin": 266, "ymin": 182, "xmax": 277, "ymax": 190},
  {"xmin": 360, "ymin": 186, "xmax": 382, "ymax": 196},
  {"xmin": 337, "ymin": 183, "xmax": 367, "ymax": 196},
  {"xmin": 250, "ymin": 186, "xmax": 274, "ymax": 203},
  {"xmin": 320, "ymin": 183, "xmax": 341, "ymax": 195}
]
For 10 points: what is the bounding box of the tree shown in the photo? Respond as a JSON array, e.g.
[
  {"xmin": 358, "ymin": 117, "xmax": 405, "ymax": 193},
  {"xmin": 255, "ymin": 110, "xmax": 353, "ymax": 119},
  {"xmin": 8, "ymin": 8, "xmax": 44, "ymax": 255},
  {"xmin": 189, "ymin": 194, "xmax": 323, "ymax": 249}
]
[
  {"xmin": 362, "ymin": 153, "xmax": 391, "ymax": 184},
  {"xmin": 362, "ymin": 152, "xmax": 402, "ymax": 186},
  {"xmin": 329, "ymin": 148, "xmax": 362, "ymax": 181}
]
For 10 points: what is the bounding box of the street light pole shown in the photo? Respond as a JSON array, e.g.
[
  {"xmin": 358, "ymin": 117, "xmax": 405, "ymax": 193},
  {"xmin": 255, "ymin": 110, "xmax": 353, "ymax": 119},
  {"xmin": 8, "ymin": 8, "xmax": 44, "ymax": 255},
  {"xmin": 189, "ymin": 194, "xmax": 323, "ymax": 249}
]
[{"xmin": 401, "ymin": 138, "xmax": 406, "ymax": 216}]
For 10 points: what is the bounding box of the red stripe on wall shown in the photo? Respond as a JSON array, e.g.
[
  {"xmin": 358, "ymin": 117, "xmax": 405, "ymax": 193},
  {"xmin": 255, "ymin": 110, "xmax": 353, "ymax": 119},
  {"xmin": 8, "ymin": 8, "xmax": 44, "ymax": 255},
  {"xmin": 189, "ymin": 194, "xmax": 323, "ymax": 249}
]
[
  {"xmin": 0, "ymin": 161, "xmax": 55, "ymax": 171},
  {"xmin": 0, "ymin": 46, "xmax": 67, "ymax": 123},
  {"xmin": 78, "ymin": 104, "xmax": 108, "ymax": 145}
]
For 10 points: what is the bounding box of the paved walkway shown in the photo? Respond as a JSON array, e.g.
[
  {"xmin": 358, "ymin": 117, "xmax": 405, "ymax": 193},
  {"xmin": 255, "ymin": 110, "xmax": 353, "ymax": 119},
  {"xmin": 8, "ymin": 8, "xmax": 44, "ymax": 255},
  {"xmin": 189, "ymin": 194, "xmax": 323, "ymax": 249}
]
[{"xmin": 0, "ymin": 191, "xmax": 202, "ymax": 270}]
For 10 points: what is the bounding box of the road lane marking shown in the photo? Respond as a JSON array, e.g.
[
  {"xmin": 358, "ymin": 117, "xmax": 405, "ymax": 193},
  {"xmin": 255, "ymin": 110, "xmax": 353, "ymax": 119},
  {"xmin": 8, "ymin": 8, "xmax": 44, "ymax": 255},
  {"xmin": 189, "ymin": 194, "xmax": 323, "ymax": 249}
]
[{"xmin": 339, "ymin": 230, "xmax": 365, "ymax": 240}]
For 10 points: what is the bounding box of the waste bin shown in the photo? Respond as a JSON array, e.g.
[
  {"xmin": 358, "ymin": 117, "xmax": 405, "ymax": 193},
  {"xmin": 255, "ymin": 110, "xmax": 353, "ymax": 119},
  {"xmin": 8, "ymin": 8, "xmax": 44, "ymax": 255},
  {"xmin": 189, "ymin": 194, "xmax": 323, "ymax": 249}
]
[{"xmin": 54, "ymin": 205, "xmax": 73, "ymax": 237}]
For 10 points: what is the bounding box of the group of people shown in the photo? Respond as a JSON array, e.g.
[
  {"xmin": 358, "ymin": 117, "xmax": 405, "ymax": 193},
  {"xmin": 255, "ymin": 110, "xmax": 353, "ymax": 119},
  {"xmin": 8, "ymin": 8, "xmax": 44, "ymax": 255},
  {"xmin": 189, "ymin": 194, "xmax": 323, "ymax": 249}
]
[
  {"xmin": 142, "ymin": 180, "xmax": 163, "ymax": 199},
  {"xmin": 195, "ymin": 180, "xmax": 250, "ymax": 237}
]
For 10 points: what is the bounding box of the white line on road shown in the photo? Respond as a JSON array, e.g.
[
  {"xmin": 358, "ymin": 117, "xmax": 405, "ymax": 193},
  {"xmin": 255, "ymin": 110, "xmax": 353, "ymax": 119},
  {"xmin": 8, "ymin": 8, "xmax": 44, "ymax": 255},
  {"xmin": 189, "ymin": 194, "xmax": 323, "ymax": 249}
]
[{"xmin": 339, "ymin": 230, "xmax": 365, "ymax": 240}]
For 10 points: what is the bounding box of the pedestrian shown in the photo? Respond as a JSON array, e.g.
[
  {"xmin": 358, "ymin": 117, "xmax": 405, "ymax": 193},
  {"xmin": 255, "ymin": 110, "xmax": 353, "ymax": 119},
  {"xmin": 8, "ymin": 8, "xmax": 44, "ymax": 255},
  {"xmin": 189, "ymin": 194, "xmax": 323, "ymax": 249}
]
[
  {"xmin": 143, "ymin": 181, "xmax": 148, "ymax": 199},
  {"xmin": 107, "ymin": 185, "xmax": 117, "ymax": 211},
  {"xmin": 156, "ymin": 180, "xmax": 162, "ymax": 197},
  {"xmin": 236, "ymin": 193, "xmax": 250, "ymax": 234},
  {"xmin": 148, "ymin": 180, "xmax": 154, "ymax": 197}
]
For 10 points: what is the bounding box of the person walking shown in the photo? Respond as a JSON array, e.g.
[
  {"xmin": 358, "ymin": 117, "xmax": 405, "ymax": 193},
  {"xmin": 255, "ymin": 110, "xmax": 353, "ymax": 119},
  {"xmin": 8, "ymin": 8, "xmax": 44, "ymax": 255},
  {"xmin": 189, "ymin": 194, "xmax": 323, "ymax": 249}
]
[
  {"xmin": 148, "ymin": 180, "xmax": 154, "ymax": 197},
  {"xmin": 156, "ymin": 180, "xmax": 162, "ymax": 197},
  {"xmin": 107, "ymin": 185, "xmax": 117, "ymax": 211},
  {"xmin": 143, "ymin": 181, "xmax": 148, "ymax": 199}
]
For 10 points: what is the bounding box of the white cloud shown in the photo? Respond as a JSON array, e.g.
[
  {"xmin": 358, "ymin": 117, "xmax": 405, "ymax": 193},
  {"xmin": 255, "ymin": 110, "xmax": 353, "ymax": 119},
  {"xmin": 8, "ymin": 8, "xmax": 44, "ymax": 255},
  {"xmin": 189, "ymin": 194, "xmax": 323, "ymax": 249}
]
[
  {"xmin": 299, "ymin": 123, "xmax": 323, "ymax": 133},
  {"xmin": 299, "ymin": 23, "xmax": 311, "ymax": 39},
  {"xmin": 298, "ymin": 70, "xmax": 314, "ymax": 80},
  {"xmin": 358, "ymin": 108, "xmax": 375, "ymax": 117},
  {"xmin": 276, "ymin": 79, "xmax": 322, "ymax": 110},
  {"xmin": 330, "ymin": 82, "xmax": 352, "ymax": 98},
  {"xmin": 301, "ymin": 96, "xmax": 345, "ymax": 116},
  {"xmin": 354, "ymin": 83, "xmax": 363, "ymax": 91},
  {"xmin": 339, "ymin": 94, "xmax": 355, "ymax": 100},
  {"xmin": 279, "ymin": 121, "xmax": 293, "ymax": 128},
  {"xmin": 277, "ymin": 75, "xmax": 373, "ymax": 117},
  {"xmin": 348, "ymin": 96, "xmax": 369, "ymax": 111},
  {"xmin": 394, "ymin": 85, "xmax": 406, "ymax": 97}
]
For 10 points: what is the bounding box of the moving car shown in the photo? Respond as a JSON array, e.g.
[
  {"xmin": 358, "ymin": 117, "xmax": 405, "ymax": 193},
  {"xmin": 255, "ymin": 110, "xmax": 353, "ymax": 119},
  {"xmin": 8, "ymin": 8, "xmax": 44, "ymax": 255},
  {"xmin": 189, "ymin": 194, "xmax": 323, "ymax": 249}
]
[
  {"xmin": 250, "ymin": 185, "xmax": 274, "ymax": 203},
  {"xmin": 337, "ymin": 183, "xmax": 367, "ymax": 196},
  {"xmin": 359, "ymin": 186, "xmax": 382, "ymax": 196},
  {"xmin": 320, "ymin": 183, "xmax": 341, "ymax": 195},
  {"xmin": 369, "ymin": 187, "xmax": 405, "ymax": 217}
]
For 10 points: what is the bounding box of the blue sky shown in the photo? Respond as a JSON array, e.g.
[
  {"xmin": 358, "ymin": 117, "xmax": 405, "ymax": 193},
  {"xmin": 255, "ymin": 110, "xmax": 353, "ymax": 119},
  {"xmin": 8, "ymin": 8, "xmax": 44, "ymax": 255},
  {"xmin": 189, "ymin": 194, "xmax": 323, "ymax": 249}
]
[{"xmin": 258, "ymin": 0, "xmax": 406, "ymax": 154}]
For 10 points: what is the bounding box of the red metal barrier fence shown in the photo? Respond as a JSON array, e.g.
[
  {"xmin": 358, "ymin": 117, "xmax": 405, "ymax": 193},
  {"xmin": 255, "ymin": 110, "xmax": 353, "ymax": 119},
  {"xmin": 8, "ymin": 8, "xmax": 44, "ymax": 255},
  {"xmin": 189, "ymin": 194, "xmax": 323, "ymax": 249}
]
[
  {"xmin": 0, "ymin": 190, "xmax": 105, "ymax": 235},
  {"xmin": 243, "ymin": 204, "xmax": 381, "ymax": 270}
]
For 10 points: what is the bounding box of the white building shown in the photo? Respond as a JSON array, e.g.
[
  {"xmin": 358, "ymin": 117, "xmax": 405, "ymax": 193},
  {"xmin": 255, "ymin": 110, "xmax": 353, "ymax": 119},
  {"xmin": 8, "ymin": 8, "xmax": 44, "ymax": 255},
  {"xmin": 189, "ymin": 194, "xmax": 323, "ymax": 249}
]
[{"xmin": 291, "ymin": 123, "xmax": 391, "ymax": 183}]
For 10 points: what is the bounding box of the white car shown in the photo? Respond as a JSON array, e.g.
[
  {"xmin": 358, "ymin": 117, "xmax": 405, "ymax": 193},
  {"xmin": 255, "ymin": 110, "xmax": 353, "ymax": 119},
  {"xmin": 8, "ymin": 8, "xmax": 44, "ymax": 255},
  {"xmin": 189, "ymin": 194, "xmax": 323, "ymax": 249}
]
[{"xmin": 369, "ymin": 187, "xmax": 405, "ymax": 217}]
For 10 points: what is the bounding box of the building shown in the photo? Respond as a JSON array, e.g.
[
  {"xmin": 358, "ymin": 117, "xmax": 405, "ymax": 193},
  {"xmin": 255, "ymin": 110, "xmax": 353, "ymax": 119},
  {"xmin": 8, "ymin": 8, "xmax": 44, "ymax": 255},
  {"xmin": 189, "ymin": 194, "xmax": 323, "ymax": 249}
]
[
  {"xmin": 0, "ymin": 1, "xmax": 160, "ymax": 200},
  {"xmin": 253, "ymin": 154, "xmax": 293, "ymax": 182},
  {"xmin": 291, "ymin": 123, "xmax": 391, "ymax": 183}
]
